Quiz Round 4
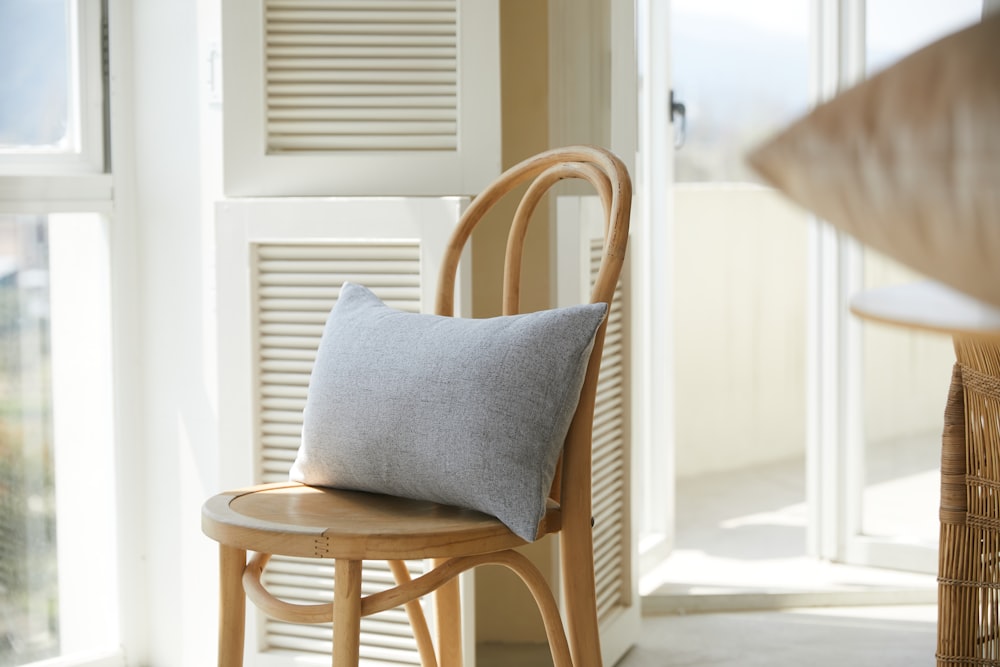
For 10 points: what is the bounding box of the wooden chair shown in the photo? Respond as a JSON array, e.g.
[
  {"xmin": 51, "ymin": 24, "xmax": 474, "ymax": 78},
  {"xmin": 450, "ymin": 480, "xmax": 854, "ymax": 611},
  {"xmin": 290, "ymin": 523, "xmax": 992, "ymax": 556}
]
[{"xmin": 201, "ymin": 145, "xmax": 632, "ymax": 667}]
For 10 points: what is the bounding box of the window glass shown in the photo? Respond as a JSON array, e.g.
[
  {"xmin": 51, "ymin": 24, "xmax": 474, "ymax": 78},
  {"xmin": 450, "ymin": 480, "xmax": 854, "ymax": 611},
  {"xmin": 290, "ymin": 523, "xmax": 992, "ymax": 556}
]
[
  {"xmin": 665, "ymin": 0, "xmax": 812, "ymax": 599},
  {"xmin": 0, "ymin": 212, "xmax": 118, "ymax": 667},
  {"xmin": 0, "ymin": 215, "xmax": 58, "ymax": 666},
  {"xmin": 671, "ymin": 0, "xmax": 810, "ymax": 183},
  {"xmin": 867, "ymin": 0, "xmax": 982, "ymax": 75},
  {"xmin": 0, "ymin": 0, "xmax": 71, "ymax": 151},
  {"xmin": 860, "ymin": 1, "xmax": 983, "ymax": 548},
  {"xmin": 0, "ymin": 1, "xmax": 117, "ymax": 663}
]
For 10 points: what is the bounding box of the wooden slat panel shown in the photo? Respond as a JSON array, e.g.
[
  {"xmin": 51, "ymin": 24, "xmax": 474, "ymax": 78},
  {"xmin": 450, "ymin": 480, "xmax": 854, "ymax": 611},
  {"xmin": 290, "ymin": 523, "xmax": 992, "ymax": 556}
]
[
  {"xmin": 589, "ymin": 234, "xmax": 628, "ymax": 625},
  {"xmin": 264, "ymin": 0, "xmax": 460, "ymax": 153},
  {"xmin": 253, "ymin": 241, "xmax": 421, "ymax": 487},
  {"xmin": 251, "ymin": 240, "xmax": 425, "ymax": 660}
]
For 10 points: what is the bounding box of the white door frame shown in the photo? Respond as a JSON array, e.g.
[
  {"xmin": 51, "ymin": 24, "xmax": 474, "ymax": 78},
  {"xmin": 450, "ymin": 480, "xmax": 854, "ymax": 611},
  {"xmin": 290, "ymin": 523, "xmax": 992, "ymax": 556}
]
[
  {"xmin": 633, "ymin": 0, "xmax": 675, "ymax": 577},
  {"xmin": 807, "ymin": 0, "xmax": 865, "ymax": 565},
  {"xmin": 807, "ymin": 0, "xmax": 938, "ymax": 573}
]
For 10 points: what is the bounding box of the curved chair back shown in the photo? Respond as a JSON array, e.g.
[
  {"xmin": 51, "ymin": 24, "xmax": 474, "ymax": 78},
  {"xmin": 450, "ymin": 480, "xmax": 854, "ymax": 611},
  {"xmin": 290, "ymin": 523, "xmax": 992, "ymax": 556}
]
[{"xmin": 436, "ymin": 144, "xmax": 632, "ymax": 665}]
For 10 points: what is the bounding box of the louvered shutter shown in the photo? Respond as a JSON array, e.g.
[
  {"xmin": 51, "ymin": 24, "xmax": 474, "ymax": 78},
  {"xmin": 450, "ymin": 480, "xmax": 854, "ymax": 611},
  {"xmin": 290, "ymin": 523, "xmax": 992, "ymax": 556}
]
[
  {"xmin": 222, "ymin": 0, "xmax": 501, "ymax": 197},
  {"xmin": 253, "ymin": 241, "xmax": 423, "ymax": 482},
  {"xmin": 590, "ymin": 237, "xmax": 629, "ymax": 625},
  {"xmin": 216, "ymin": 197, "xmax": 471, "ymax": 666},
  {"xmin": 555, "ymin": 195, "xmax": 639, "ymax": 666}
]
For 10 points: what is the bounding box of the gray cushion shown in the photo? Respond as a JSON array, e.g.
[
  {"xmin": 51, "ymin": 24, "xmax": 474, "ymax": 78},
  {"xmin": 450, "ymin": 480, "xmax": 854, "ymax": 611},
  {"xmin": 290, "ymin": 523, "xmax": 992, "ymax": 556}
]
[{"xmin": 290, "ymin": 282, "xmax": 607, "ymax": 542}]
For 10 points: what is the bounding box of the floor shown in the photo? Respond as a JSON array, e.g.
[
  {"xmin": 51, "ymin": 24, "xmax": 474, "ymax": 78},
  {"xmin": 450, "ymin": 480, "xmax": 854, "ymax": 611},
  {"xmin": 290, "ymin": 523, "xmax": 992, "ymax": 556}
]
[
  {"xmin": 619, "ymin": 432, "xmax": 941, "ymax": 666},
  {"xmin": 619, "ymin": 605, "xmax": 937, "ymax": 667},
  {"xmin": 480, "ymin": 604, "xmax": 937, "ymax": 667}
]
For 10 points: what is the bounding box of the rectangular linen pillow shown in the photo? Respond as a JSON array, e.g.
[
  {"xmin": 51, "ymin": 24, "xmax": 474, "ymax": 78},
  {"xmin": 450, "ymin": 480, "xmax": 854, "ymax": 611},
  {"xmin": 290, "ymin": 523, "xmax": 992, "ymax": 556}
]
[{"xmin": 290, "ymin": 282, "xmax": 608, "ymax": 542}]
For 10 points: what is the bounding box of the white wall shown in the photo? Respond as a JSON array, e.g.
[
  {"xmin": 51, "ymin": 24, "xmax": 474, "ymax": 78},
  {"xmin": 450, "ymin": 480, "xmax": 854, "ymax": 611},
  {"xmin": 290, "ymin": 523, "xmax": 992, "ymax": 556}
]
[
  {"xmin": 122, "ymin": 0, "xmax": 222, "ymax": 662},
  {"xmin": 672, "ymin": 185, "xmax": 809, "ymax": 478},
  {"xmin": 862, "ymin": 253, "xmax": 955, "ymax": 444},
  {"xmin": 673, "ymin": 185, "xmax": 955, "ymax": 479}
]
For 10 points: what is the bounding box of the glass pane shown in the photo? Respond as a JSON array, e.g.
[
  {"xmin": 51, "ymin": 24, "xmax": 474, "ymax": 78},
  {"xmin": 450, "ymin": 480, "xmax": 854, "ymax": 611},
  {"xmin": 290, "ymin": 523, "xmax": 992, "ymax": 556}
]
[
  {"xmin": 671, "ymin": 0, "xmax": 810, "ymax": 183},
  {"xmin": 0, "ymin": 215, "xmax": 58, "ymax": 666},
  {"xmin": 860, "ymin": 251, "xmax": 953, "ymax": 548},
  {"xmin": 0, "ymin": 0, "xmax": 71, "ymax": 151},
  {"xmin": 867, "ymin": 0, "xmax": 982, "ymax": 75},
  {"xmin": 859, "ymin": 1, "xmax": 983, "ymax": 556},
  {"xmin": 656, "ymin": 0, "xmax": 813, "ymax": 598}
]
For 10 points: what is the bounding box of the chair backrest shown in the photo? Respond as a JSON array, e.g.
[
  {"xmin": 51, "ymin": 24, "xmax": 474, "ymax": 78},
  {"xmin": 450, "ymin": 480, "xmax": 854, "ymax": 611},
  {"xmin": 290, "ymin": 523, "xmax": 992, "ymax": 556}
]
[{"xmin": 435, "ymin": 145, "xmax": 632, "ymax": 539}]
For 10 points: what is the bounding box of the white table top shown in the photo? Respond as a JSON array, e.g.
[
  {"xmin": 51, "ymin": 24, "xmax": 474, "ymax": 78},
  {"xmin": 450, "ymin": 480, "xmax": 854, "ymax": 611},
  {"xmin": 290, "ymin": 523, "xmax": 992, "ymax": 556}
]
[{"xmin": 850, "ymin": 280, "xmax": 1000, "ymax": 338}]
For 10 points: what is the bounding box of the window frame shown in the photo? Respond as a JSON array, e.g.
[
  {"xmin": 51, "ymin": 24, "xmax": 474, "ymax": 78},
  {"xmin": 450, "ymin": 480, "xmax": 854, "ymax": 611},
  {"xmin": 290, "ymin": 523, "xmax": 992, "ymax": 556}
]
[
  {"xmin": 47, "ymin": 212, "xmax": 122, "ymax": 667},
  {"xmin": 0, "ymin": 0, "xmax": 107, "ymax": 177},
  {"xmin": 0, "ymin": 1, "xmax": 123, "ymax": 665}
]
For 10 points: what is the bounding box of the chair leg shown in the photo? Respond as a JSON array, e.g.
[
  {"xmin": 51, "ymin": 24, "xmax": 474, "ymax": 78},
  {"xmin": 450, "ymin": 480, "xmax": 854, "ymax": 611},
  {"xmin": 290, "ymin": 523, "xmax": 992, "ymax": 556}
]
[
  {"xmin": 218, "ymin": 545, "xmax": 247, "ymax": 667},
  {"xmin": 433, "ymin": 558, "xmax": 463, "ymax": 667},
  {"xmin": 560, "ymin": 575, "xmax": 600, "ymax": 667},
  {"xmin": 493, "ymin": 550, "xmax": 572, "ymax": 667},
  {"xmin": 561, "ymin": 531, "xmax": 603, "ymax": 667},
  {"xmin": 388, "ymin": 560, "xmax": 439, "ymax": 667},
  {"xmin": 333, "ymin": 559, "xmax": 363, "ymax": 666}
]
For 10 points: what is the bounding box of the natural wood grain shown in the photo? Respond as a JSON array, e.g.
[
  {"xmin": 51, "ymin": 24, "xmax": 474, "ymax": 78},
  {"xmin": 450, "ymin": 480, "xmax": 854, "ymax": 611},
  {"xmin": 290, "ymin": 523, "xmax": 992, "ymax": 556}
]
[
  {"xmin": 936, "ymin": 338, "xmax": 1000, "ymax": 666},
  {"xmin": 433, "ymin": 558, "xmax": 463, "ymax": 667},
  {"xmin": 389, "ymin": 560, "xmax": 439, "ymax": 667},
  {"xmin": 202, "ymin": 145, "xmax": 632, "ymax": 666},
  {"xmin": 333, "ymin": 559, "xmax": 362, "ymax": 666},
  {"xmin": 217, "ymin": 545, "xmax": 247, "ymax": 667},
  {"xmin": 243, "ymin": 552, "xmax": 333, "ymax": 624},
  {"xmin": 203, "ymin": 483, "xmax": 561, "ymax": 560}
]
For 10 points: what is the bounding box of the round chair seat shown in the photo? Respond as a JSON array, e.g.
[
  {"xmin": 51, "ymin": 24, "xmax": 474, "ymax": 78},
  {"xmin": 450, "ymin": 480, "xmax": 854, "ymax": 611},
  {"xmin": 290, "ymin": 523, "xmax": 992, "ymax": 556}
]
[{"xmin": 202, "ymin": 481, "xmax": 562, "ymax": 561}]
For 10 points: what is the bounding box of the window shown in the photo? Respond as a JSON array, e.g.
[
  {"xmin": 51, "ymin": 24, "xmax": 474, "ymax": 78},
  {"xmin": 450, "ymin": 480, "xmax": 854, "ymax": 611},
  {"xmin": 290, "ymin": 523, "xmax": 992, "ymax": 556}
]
[
  {"xmin": 0, "ymin": 0, "xmax": 105, "ymax": 175},
  {"xmin": 866, "ymin": 0, "xmax": 983, "ymax": 75},
  {"xmin": 857, "ymin": 0, "xmax": 983, "ymax": 568},
  {"xmin": 0, "ymin": 2, "xmax": 120, "ymax": 666},
  {"xmin": 664, "ymin": 0, "xmax": 812, "ymax": 591},
  {"xmin": 670, "ymin": 0, "xmax": 810, "ymax": 183},
  {"xmin": 0, "ymin": 215, "xmax": 56, "ymax": 665}
]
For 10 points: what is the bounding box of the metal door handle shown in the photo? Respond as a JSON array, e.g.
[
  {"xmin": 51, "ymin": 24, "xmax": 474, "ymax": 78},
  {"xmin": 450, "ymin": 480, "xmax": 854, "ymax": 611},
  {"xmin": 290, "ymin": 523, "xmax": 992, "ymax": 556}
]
[{"xmin": 670, "ymin": 90, "xmax": 686, "ymax": 149}]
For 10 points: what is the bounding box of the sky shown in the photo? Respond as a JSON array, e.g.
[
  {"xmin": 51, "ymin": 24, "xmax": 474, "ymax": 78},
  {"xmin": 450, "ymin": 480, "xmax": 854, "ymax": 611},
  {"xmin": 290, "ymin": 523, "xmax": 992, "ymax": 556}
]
[
  {"xmin": 0, "ymin": 0, "xmax": 70, "ymax": 148},
  {"xmin": 672, "ymin": 0, "xmax": 982, "ymax": 58}
]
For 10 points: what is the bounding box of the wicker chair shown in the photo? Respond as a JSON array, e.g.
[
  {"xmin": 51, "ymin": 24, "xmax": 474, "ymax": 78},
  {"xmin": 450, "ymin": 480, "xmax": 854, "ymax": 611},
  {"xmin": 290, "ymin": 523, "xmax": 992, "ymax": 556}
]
[{"xmin": 939, "ymin": 340, "xmax": 1000, "ymax": 666}]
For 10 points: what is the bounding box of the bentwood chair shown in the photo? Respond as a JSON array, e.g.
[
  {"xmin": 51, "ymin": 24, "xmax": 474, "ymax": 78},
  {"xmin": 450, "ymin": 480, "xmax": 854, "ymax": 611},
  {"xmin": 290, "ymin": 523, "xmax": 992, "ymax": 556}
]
[{"xmin": 201, "ymin": 145, "xmax": 632, "ymax": 667}]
